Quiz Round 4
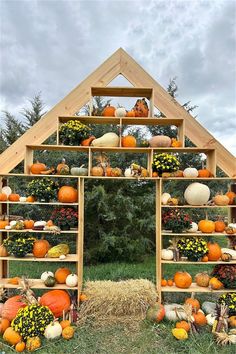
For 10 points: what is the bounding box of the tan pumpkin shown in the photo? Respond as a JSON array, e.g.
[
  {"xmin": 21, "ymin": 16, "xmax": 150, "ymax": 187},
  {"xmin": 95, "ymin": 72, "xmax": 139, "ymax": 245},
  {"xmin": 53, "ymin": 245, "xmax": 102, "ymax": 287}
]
[
  {"xmin": 3, "ymin": 327, "xmax": 22, "ymax": 345},
  {"xmin": 207, "ymin": 242, "xmax": 222, "ymax": 261},
  {"xmin": 195, "ymin": 272, "xmax": 210, "ymax": 287},
  {"xmin": 213, "ymin": 193, "xmax": 230, "ymax": 206},
  {"xmin": 149, "ymin": 135, "xmax": 172, "ymax": 147},
  {"xmin": 91, "ymin": 166, "xmax": 104, "ymax": 176},
  {"xmin": 58, "ymin": 186, "xmax": 78, "ymax": 203},
  {"xmin": 174, "ymin": 271, "xmax": 192, "ymax": 289}
]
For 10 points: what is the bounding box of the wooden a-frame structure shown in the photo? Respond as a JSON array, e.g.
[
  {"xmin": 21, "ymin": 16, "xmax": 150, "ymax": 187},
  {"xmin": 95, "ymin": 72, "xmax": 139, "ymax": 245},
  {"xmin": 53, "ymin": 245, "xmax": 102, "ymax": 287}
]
[{"xmin": 0, "ymin": 48, "xmax": 235, "ymax": 175}]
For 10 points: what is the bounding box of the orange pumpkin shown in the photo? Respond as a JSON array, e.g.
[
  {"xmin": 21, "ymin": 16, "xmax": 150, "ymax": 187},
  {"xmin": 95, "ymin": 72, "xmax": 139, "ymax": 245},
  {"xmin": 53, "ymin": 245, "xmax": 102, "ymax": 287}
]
[
  {"xmin": 58, "ymin": 186, "xmax": 78, "ymax": 203},
  {"xmin": 60, "ymin": 320, "xmax": 71, "ymax": 329},
  {"xmin": 0, "ymin": 219, "xmax": 9, "ymax": 229},
  {"xmin": 176, "ymin": 321, "xmax": 190, "ymax": 332},
  {"xmin": 26, "ymin": 195, "xmax": 35, "ymax": 202},
  {"xmin": 198, "ymin": 219, "xmax": 215, "ymax": 233},
  {"xmin": 133, "ymin": 98, "xmax": 149, "ymax": 117},
  {"xmin": 46, "ymin": 219, "xmax": 54, "ymax": 227},
  {"xmin": 201, "ymin": 255, "xmax": 209, "ymax": 262},
  {"xmin": 81, "ymin": 136, "xmax": 96, "ymax": 146},
  {"xmin": 7, "ymin": 277, "xmax": 20, "ymax": 285},
  {"xmin": 126, "ymin": 110, "xmax": 135, "ymax": 117},
  {"xmin": 33, "ymin": 239, "xmax": 49, "ymax": 258},
  {"xmin": 207, "ymin": 242, "xmax": 222, "ymax": 261},
  {"xmin": 79, "ymin": 293, "xmax": 88, "ymax": 302},
  {"xmin": 0, "ymin": 244, "xmax": 8, "ymax": 257},
  {"xmin": 228, "ymin": 315, "xmax": 236, "ymax": 328},
  {"xmin": 55, "ymin": 267, "xmax": 71, "ymax": 284},
  {"xmin": 15, "ymin": 341, "xmax": 26, "ymax": 352},
  {"xmin": 24, "ymin": 219, "xmax": 34, "ymax": 229},
  {"xmin": 152, "ymin": 172, "xmax": 158, "ymax": 177},
  {"xmin": 0, "ymin": 318, "xmax": 11, "ymax": 334},
  {"xmin": 171, "ymin": 138, "xmax": 182, "ymax": 147},
  {"xmin": 146, "ymin": 303, "xmax": 165, "ymax": 323},
  {"xmin": 161, "ymin": 279, "xmax": 167, "ymax": 287},
  {"xmin": 102, "ymin": 104, "xmax": 116, "ymax": 117},
  {"xmin": 105, "ymin": 167, "xmax": 112, "ymax": 177},
  {"xmin": 2, "ymin": 295, "xmax": 26, "ymax": 321},
  {"xmin": 39, "ymin": 290, "xmax": 71, "ymax": 318},
  {"xmin": 167, "ymin": 279, "xmax": 174, "ymax": 286},
  {"xmin": 91, "ymin": 166, "xmax": 104, "ymax": 176},
  {"xmin": 30, "ymin": 161, "xmax": 47, "ymax": 174},
  {"xmin": 62, "ymin": 325, "xmax": 75, "ymax": 340},
  {"xmin": 0, "ymin": 193, "xmax": 8, "ymax": 201},
  {"xmin": 174, "ymin": 271, "xmax": 192, "ymax": 289},
  {"xmin": 226, "ymin": 190, "xmax": 236, "ymax": 205},
  {"xmin": 193, "ymin": 311, "xmax": 207, "ymax": 326},
  {"xmin": 198, "ymin": 169, "xmax": 211, "ymax": 178},
  {"xmin": 8, "ymin": 193, "xmax": 20, "ymax": 202},
  {"xmin": 209, "ymin": 277, "xmax": 224, "ymax": 290},
  {"xmin": 185, "ymin": 296, "xmax": 200, "ymax": 312},
  {"xmin": 214, "ymin": 219, "xmax": 226, "ymax": 232},
  {"xmin": 3, "ymin": 327, "xmax": 22, "ymax": 345},
  {"xmin": 122, "ymin": 135, "xmax": 137, "ymax": 147},
  {"xmin": 56, "ymin": 159, "xmax": 70, "ymax": 175}
]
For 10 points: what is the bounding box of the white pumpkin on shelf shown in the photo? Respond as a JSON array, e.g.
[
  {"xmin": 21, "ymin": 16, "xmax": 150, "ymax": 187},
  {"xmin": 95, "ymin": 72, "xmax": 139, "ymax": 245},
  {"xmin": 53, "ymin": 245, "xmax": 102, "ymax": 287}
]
[
  {"xmin": 161, "ymin": 193, "xmax": 171, "ymax": 205},
  {"xmin": 124, "ymin": 168, "xmax": 134, "ymax": 177},
  {"xmin": 66, "ymin": 273, "xmax": 78, "ymax": 287},
  {"xmin": 161, "ymin": 249, "xmax": 174, "ymax": 260},
  {"xmin": 187, "ymin": 222, "xmax": 198, "ymax": 233},
  {"xmin": 2, "ymin": 186, "xmax": 12, "ymax": 197},
  {"xmin": 184, "ymin": 182, "xmax": 210, "ymax": 206},
  {"xmin": 41, "ymin": 271, "xmax": 54, "ymax": 282},
  {"xmin": 183, "ymin": 167, "xmax": 198, "ymax": 178},
  {"xmin": 115, "ymin": 107, "xmax": 126, "ymax": 117}
]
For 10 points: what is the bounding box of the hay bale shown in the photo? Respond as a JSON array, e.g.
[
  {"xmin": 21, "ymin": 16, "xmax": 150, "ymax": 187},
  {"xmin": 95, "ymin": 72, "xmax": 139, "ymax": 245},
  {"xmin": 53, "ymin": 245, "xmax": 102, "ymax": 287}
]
[{"xmin": 78, "ymin": 279, "xmax": 157, "ymax": 327}]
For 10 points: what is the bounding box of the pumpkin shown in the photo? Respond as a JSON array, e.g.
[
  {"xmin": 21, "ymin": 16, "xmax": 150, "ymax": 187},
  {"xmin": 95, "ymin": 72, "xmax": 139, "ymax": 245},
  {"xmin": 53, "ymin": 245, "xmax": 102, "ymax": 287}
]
[
  {"xmin": 81, "ymin": 136, "xmax": 96, "ymax": 146},
  {"xmin": 161, "ymin": 279, "xmax": 167, "ymax": 286},
  {"xmin": 60, "ymin": 320, "xmax": 71, "ymax": 329},
  {"xmin": 79, "ymin": 294, "xmax": 88, "ymax": 302},
  {"xmin": 0, "ymin": 244, "xmax": 8, "ymax": 257},
  {"xmin": 2, "ymin": 186, "xmax": 12, "ymax": 196},
  {"xmin": 41, "ymin": 271, "xmax": 54, "ymax": 282},
  {"xmin": 62, "ymin": 326, "xmax": 75, "ymax": 340},
  {"xmin": 110, "ymin": 167, "xmax": 122, "ymax": 177},
  {"xmin": 0, "ymin": 318, "xmax": 10, "ymax": 334},
  {"xmin": 183, "ymin": 167, "xmax": 198, "ymax": 178},
  {"xmin": 26, "ymin": 196, "xmax": 35, "ymax": 202},
  {"xmin": 121, "ymin": 135, "xmax": 137, "ymax": 147},
  {"xmin": 33, "ymin": 239, "xmax": 49, "ymax": 258},
  {"xmin": 164, "ymin": 304, "xmax": 188, "ymax": 322},
  {"xmin": 225, "ymin": 190, "xmax": 236, "ymax": 205},
  {"xmin": 102, "ymin": 104, "xmax": 116, "ymax": 117},
  {"xmin": 171, "ymin": 138, "xmax": 182, "ymax": 147},
  {"xmin": 152, "ymin": 171, "xmax": 158, "ymax": 177},
  {"xmin": 221, "ymin": 253, "xmax": 232, "ymax": 262},
  {"xmin": 115, "ymin": 107, "xmax": 126, "ymax": 117},
  {"xmin": 174, "ymin": 271, "xmax": 192, "ymax": 289},
  {"xmin": 56, "ymin": 158, "xmax": 70, "ymax": 175},
  {"xmin": 207, "ymin": 242, "xmax": 222, "ymax": 261},
  {"xmin": 26, "ymin": 336, "xmax": 41, "ymax": 351},
  {"xmin": 126, "ymin": 110, "xmax": 136, "ymax": 117},
  {"xmin": 167, "ymin": 198, "xmax": 178, "ymax": 206},
  {"xmin": 58, "ymin": 186, "xmax": 78, "ymax": 203},
  {"xmin": 146, "ymin": 303, "xmax": 165, "ymax": 323},
  {"xmin": 66, "ymin": 273, "xmax": 78, "ymax": 287},
  {"xmin": 195, "ymin": 272, "xmax": 210, "ymax": 287},
  {"xmin": 187, "ymin": 222, "xmax": 198, "ymax": 233},
  {"xmin": 55, "ymin": 267, "xmax": 71, "ymax": 284},
  {"xmin": 198, "ymin": 169, "xmax": 211, "ymax": 178},
  {"xmin": 39, "ymin": 290, "xmax": 71, "ymax": 318},
  {"xmin": 0, "ymin": 218, "xmax": 9, "ymax": 229},
  {"xmin": 133, "ymin": 98, "xmax": 149, "ymax": 117},
  {"xmin": 172, "ymin": 328, "xmax": 188, "ymax": 340},
  {"xmin": 8, "ymin": 277, "xmax": 20, "ymax": 285},
  {"xmin": 213, "ymin": 193, "xmax": 230, "ymax": 206},
  {"xmin": 44, "ymin": 276, "xmax": 56, "ymax": 287},
  {"xmin": 23, "ymin": 219, "xmax": 34, "ymax": 229},
  {"xmin": 176, "ymin": 321, "xmax": 190, "ymax": 332},
  {"xmin": 206, "ymin": 314, "xmax": 216, "ymax": 326},
  {"xmin": 198, "ymin": 218, "xmax": 215, "ymax": 233},
  {"xmin": 193, "ymin": 310, "xmax": 207, "ymax": 326},
  {"xmin": 92, "ymin": 132, "xmax": 119, "ymax": 147},
  {"xmin": 3, "ymin": 327, "xmax": 22, "ymax": 345},
  {"xmin": 161, "ymin": 193, "xmax": 171, "ymax": 205},
  {"xmin": 91, "ymin": 166, "xmax": 104, "ymax": 176},
  {"xmin": 2, "ymin": 295, "xmax": 26, "ymax": 321},
  {"xmin": 30, "ymin": 161, "xmax": 47, "ymax": 174},
  {"xmin": 221, "ymin": 248, "xmax": 236, "ymax": 260},
  {"xmin": 15, "ymin": 341, "xmax": 26, "ymax": 352},
  {"xmin": 185, "ymin": 295, "xmax": 200, "ymax": 312},
  {"xmin": 201, "ymin": 255, "xmax": 209, "ymax": 262},
  {"xmin": 149, "ymin": 135, "xmax": 172, "ymax": 147},
  {"xmin": 209, "ymin": 277, "xmax": 224, "ymax": 290},
  {"xmin": 225, "ymin": 226, "xmax": 236, "ymax": 234},
  {"xmin": 202, "ymin": 301, "xmax": 216, "ymax": 315},
  {"xmin": 8, "ymin": 193, "xmax": 20, "ymax": 202},
  {"xmin": 215, "ymin": 218, "xmax": 226, "ymax": 232},
  {"xmin": 44, "ymin": 321, "xmax": 62, "ymax": 339},
  {"xmin": 184, "ymin": 183, "xmax": 210, "ymax": 206},
  {"xmin": 167, "ymin": 279, "xmax": 174, "ymax": 286},
  {"xmin": 161, "ymin": 249, "xmax": 174, "ymax": 260},
  {"xmin": 0, "ymin": 193, "xmax": 8, "ymax": 201},
  {"xmin": 229, "ymin": 316, "xmax": 236, "ymax": 328}
]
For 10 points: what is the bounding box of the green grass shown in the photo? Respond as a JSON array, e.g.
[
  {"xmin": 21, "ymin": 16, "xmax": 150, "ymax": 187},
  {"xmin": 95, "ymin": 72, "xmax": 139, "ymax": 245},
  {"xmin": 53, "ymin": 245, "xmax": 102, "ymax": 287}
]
[{"xmin": 2, "ymin": 257, "xmax": 234, "ymax": 353}]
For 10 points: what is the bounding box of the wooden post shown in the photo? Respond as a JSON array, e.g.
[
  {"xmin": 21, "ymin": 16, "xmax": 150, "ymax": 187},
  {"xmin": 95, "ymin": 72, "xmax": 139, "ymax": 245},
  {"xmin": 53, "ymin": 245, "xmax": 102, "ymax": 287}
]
[
  {"xmin": 24, "ymin": 146, "xmax": 33, "ymax": 174},
  {"xmin": 206, "ymin": 149, "xmax": 217, "ymax": 177},
  {"xmin": 156, "ymin": 179, "xmax": 162, "ymax": 302},
  {"xmin": 178, "ymin": 119, "xmax": 185, "ymax": 147},
  {"xmin": 77, "ymin": 177, "xmax": 85, "ymax": 302}
]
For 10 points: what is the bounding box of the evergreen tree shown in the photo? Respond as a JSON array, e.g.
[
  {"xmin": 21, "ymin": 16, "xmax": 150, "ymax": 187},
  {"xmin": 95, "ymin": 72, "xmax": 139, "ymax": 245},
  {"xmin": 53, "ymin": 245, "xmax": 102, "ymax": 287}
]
[
  {"xmin": 1, "ymin": 111, "xmax": 25, "ymax": 147},
  {"xmin": 21, "ymin": 93, "xmax": 46, "ymax": 129}
]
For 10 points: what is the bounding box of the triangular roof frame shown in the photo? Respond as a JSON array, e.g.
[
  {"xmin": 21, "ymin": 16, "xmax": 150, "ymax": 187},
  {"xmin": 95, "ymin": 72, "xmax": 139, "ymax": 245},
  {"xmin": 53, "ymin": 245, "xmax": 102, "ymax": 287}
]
[{"xmin": 0, "ymin": 48, "xmax": 235, "ymax": 175}]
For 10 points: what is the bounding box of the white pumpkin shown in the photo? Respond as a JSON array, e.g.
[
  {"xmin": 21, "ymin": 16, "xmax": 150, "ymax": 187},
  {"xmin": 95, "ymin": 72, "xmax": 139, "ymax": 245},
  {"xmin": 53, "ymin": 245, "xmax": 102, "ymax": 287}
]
[
  {"xmin": 66, "ymin": 273, "xmax": 78, "ymax": 287},
  {"xmin": 34, "ymin": 221, "xmax": 47, "ymax": 227},
  {"xmin": 183, "ymin": 167, "xmax": 198, "ymax": 178},
  {"xmin": 184, "ymin": 182, "xmax": 210, "ymax": 206},
  {"xmin": 161, "ymin": 193, "xmax": 171, "ymax": 205},
  {"xmin": 59, "ymin": 254, "xmax": 66, "ymax": 260},
  {"xmin": 161, "ymin": 249, "xmax": 174, "ymax": 260},
  {"xmin": 41, "ymin": 271, "xmax": 54, "ymax": 282},
  {"xmin": 187, "ymin": 222, "xmax": 198, "ymax": 233},
  {"xmin": 10, "ymin": 220, "xmax": 17, "ymax": 227},
  {"xmin": 164, "ymin": 304, "xmax": 187, "ymax": 321},
  {"xmin": 19, "ymin": 197, "xmax": 27, "ymax": 202},
  {"xmin": 228, "ymin": 223, "xmax": 236, "ymax": 229},
  {"xmin": 44, "ymin": 321, "xmax": 62, "ymax": 339},
  {"xmin": 115, "ymin": 107, "xmax": 126, "ymax": 117},
  {"xmin": 124, "ymin": 168, "xmax": 134, "ymax": 177},
  {"xmin": 221, "ymin": 248, "xmax": 236, "ymax": 260},
  {"xmin": 202, "ymin": 301, "xmax": 216, "ymax": 315},
  {"xmin": 206, "ymin": 314, "xmax": 216, "ymax": 326},
  {"xmin": 2, "ymin": 186, "xmax": 12, "ymax": 196}
]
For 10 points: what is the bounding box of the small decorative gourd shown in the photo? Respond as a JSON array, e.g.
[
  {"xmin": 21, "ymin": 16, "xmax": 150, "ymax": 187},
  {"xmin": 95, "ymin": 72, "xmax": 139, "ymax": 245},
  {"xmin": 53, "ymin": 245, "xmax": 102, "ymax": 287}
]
[
  {"xmin": 26, "ymin": 336, "xmax": 41, "ymax": 351},
  {"xmin": 161, "ymin": 193, "xmax": 171, "ymax": 205},
  {"xmin": 213, "ymin": 193, "xmax": 230, "ymax": 206},
  {"xmin": 44, "ymin": 276, "xmax": 56, "ymax": 287},
  {"xmin": 183, "ymin": 167, "xmax": 198, "ymax": 178},
  {"xmin": 161, "ymin": 249, "xmax": 174, "ymax": 260},
  {"xmin": 172, "ymin": 328, "xmax": 188, "ymax": 340},
  {"xmin": 44, "ymin": 321, "xmax": 62, "ymax": 339},
  {"xmin": 62, "ymin": 326, "xmax": 75, "ymax": 340},
  {"xmin": 115, "ymin": 107, "xmax": 126, "ymax": 117},
  {"xmin": 66, "ymin": 273, "xmax": 78, "ymax": 287},
  {"xmin": 41, "ymin": 271, "xmax": 54, "ymax": 282},
  {"xmin": 187, "ymin": 222, "xmax": 198, "ymax": 233}
]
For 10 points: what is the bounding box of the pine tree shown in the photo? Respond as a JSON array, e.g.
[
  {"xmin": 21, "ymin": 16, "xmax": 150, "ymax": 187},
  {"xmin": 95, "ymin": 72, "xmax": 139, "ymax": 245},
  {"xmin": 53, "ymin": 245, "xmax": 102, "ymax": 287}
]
[{"xmin": 21, "ymin": 93, "xmax": 46, "ymax": 129}]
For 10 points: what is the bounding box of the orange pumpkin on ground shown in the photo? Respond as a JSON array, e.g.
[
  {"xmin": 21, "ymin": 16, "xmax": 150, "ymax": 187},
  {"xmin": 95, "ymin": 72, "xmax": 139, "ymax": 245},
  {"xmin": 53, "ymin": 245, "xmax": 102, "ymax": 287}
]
[
  {"xmin": 2, "ymin": 295, "xmax": 26, "ymax": 321},
  {"xmin": 185, "ymin": 296, "xmax": 200, "ymax": 312},
  {"xmin": 198, "ymin": 169, "xmax": 211, "ymax": 178},
  {"xmin": 62, "ymin": 326, "xmax": 75, "ymax": 340},
  {"xmin": 122, "ymin": 135, "xmax": 137, "ymax": 147},
  {"xmin": 0, "ymin": 193, "xmax": 8, "ymax": 201},
  {"xmin": 3, "ymin": 327, "xmax": 22, "ymax": 345},
  {"xmin": 15, "ymin": 341, "xmax": 26, "ymax": 352},
  {"xmin": 228, "ymin": 316, "xmax": 236, "ymax": 328},
  {"xmin": 174, "ymin": 271, "xmax": 192, "ymax": 289},
  {"xmin": 79, "ymin": 293, "xmax": 88, "ymax": 302},
  {"xmin": 58, "ymin": 186, "xmax": 78, "ymax": 203},
  {"xmin": 0, "ymin": 318, "xmax": 11, "ymax": 334},
  {"xmin": 198, "ymin": 219, "xmax": 215, "ymax": 233},
  {"xmin": 176, "ymin": 321, "xmax": 190, "ymax": 332},
  {"xmin": 30, "ymin": 161, "xmax": 47, "ymax": 174},
  {"xmin": 24, "ymin": 219, "xmax": 34, "ymax": 229},
  {"xmin": 102, "ymin": 104, "xmax": 116, "ymax": 117},
  {"xmin": 146, "ymin": 303, "xmax": 165, "ymax": 323},
  {"xmin": 39, "ymin": 290, "xmax": 71, "ymax": 318},
  {"xmin": 209, "ymin": 277, "xmax": 224, "ymax": 290},
  {"xmin": 33, "ymin": 239, "xmax": 50, "ymax": 258},
  {"xmin": 60, "ymin": 320, "xmax": 71, "ymax": 329},
  {"xmin": 193, "ymin": 311, "xmax": 207, "ymax": 326},
  {"xmin": 225, "ymin": 190, "xmax": 236, "ymax": 205},
  {"xmin": 214, "ymin": 219, "xmax": 226, "ymax": 232},
  {"xmin": 8, "ymin": 194, "xmax": 20, "ymax": 202},
  {"xmin": 207, "ymin": 242, "xmax": 222, "ymax": 261},
  {"xmin": 55, "ymin": 267, "xmax": 71, "ymax": 284}
]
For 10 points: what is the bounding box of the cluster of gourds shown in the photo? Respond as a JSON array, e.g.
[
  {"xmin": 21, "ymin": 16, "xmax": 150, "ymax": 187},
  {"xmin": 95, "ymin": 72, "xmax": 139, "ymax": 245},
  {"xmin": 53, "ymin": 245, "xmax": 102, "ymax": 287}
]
[
  {"xmin": 101, "ymin": 99, "xmax": 149, "ymax": 118},
  {"xmin": 40, "ymin": 268, "xmax": 78, "ymax": 288}
]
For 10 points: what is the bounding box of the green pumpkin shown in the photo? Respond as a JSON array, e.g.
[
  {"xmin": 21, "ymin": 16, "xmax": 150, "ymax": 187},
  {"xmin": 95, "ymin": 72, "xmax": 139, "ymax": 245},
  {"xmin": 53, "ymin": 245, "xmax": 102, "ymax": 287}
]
[{"xmin": 44, "ymin": 276, "xmax": 56, "ymax": 287}]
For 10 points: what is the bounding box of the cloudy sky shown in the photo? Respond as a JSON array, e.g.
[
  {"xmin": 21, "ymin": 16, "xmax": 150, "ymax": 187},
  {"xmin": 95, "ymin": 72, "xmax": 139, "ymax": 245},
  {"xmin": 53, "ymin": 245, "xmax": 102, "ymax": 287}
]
[{"xmin": 0, "ymin": 0, "xmax": 236, "ymax": 155}]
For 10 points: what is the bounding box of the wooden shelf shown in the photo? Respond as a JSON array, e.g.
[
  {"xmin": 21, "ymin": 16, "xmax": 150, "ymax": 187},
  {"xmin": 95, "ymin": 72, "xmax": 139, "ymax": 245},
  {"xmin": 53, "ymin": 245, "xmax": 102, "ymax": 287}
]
[
  {"xmin": 161, "ymin": 205, "xmax": 236, "ymax": 208},
  {"xmin": 1, "ymin": 278, "xmax": 77, "ymax": 289},
  {"xmin": 0, "ymin": 229, "xmax": 77, "ymax": 234},
  {"xmin": 0, "ymin": 254, "xmax": 78, "ymax": 262},
  {"xmin": 0, "ymin": 201, "xmax": 78, "ymax": 206},
  {"xmin": 161, "ymin": 260, "xmax": 236, "ymax": 264},
  {"xmin": 161, "ymin": 283, "xmax": 235, "ymax": 293},
  {"xmin": 91, "ymin": 86, "xmax": 153, "ymax": 98},
  {"xmin": 162, "ymin": 231, "xmax": 234, "ymax": 236}
]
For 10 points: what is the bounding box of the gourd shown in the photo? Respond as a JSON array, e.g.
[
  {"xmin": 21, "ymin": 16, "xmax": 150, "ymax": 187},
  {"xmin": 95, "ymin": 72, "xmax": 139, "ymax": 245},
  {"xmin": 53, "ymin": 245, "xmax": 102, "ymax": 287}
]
[
  {"xmin": 30, "ymin": 161, "xmax": 47, "ymax": 174},
  {"xmin": 44, "ymin": 276, "xmax": 56, "ymax": 287},
  {"xmin": 187, "ymin": 222, "xmax": 198, "ymax": 233},
  {"xmin": 92, "ymin": 133, "xmax": 119, "ymax": 147},
  {"xmin": 66, "ymin": 273, "xmax": 78, "ymax": 287},
  {"xmin": 55, "ymin": 267, "xmax": 71, "ymax": 284},
  {"xmin": 146, "ymin": 303, "xmax": 165, "ymax": 323},
  {"xmin": 70, "ymin": 166, "xmax": 88, "ymax": 176},
  {"xmin": 207, "ymin": 242, "xmax": 222, "ymax": 261},
  {"xmin": 47, "ymin": 244, "xmax": 70, "ymax": 258},
  {"xmin": 122, "ymin": 135, "xmax": 137, "ymax": 147},
  {"xmin": 185, "ymin": 295, "xmax": 200, "ymax": 312},
  {"xmin": 2, "ymin": 295, "xmax": 26, "ymax": 321},
  {"xmin": 184, "ymin": 183, "xmax": 210, "ymax": 205},
  {"xmin": 229, "ymin": 316, "xmax": 236, "ymax": 328},
  {"xmin": 0, "ymin": 318, "xmax": 10, "ymax": 334},
  {"xmin": 164, "ymin": 304, "xmax": 187, "ymax": 321},
  {"xmin": 41, "ymin": 271, "xmax": 54, "ymax": 282},
  {"xmin": 149, "ymin": 135, "xmax": 172, "ymax": 147},
  {"xmin": 44, "ymin": 321, "xmax": 62, "ymax": 339},
  {"xmin": 133, "ymin": 98, "xmax": 149, "ymax": 117},
  {"xmin": 183, "ymin": 167, "xmax": 198, "ymax": 178},
  {"xmin": 174, "ymin": 271, "xmax": 192, "ymax": 289},
  {"xmin": 213, "ymin": 193, "xmax": 230, "ymax": 206},
  {"xmin": 195, "ymin": 272, "xmax": 210, "ymax": 287},
  {"xmin": 91, "ymin": 166, "xmax": 104, "ymax": 176},
  {"xmin": 161, "ymin": 249, "xmax": 174, "ymax": 260},
  {"xmin": 221, "ymin": 253, "xmax": 232, "ymax": 262},
  {"xmin": 81, "ymin": 136, "xmax": 96, "ymax": 146},
  {"xmin": 115, "ymin": 107, "xmax": 126, "ymax": 117},
  {"xmin": 3, "ymin": 327, "xmax": 22, "ymax": 345},
  {"xmin": 102, "ymin": 104, "xmax": 116, "ymax": 117},
  {"xmin": 56, "ymin": 159, "xmax": 70, "ymax": 175},
  {"xmin": 161, "ymin": 193, "xmax": 171, "ymax": 205},
  {"xmin": 225, "ymin": 190, "xmax": 236, "ymax": 205},
  {"xmin": 193, "ymin": 310, "xmax": 207, "ymax": 326},
  {"xmin": 58, "ymin": 186, "xmax": 78, "ymax": 203},
  {"xmin": 26, "ymin": 336, "xmax": 41, "ymax": 351},
  {"xmin": 209, "ymin": 277, "xmax": 224, "ymax": 290},
  {"xmin": 15, "ymin": 341, "xmax": 26, "ymax": 352},
  {"xmin": 172, "ymin": 328, "xmax": 188, "ymax": 340},
  {"xmin": 202, "ymin": 301, "xmax": 216, "ymax": 314},
  {"xmin": 221, "ymin": 248, "xmax": 236, "ymax": 260},
  {"xmin": 39, "ymin": 290, "xmax": 71, "ymax": 318},
  {"xmin": 62, "ymin": 326, "xmax": 75, "ymax": 340},
  {"xmin": 124, "ymin": 168, "xmax": 134, "ymax": 177}
]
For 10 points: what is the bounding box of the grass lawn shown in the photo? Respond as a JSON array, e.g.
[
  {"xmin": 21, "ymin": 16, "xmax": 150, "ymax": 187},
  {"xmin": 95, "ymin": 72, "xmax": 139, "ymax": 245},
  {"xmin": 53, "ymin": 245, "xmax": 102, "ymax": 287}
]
[{"xmin": 0, "ymin": 257, "xmax": 234, "ymax": 353}]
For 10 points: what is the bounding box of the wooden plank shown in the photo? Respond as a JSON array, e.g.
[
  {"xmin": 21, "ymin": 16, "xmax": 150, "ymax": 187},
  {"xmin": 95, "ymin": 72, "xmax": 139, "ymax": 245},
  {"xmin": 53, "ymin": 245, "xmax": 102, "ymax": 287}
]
[
  {"xmin": 78, "ymin": 178, "xmax": 84, "ymax": 301},
  {"xmin": 161, "ymin": 260, "xmax": 236, "ymax": 264},
  {"xmin": 162, "ymin": 232, "xmax": 231, "ymax": 236},
  {"xmin": 162, "ymin": 283, "xmax": 235, "ymax": 293},
  {"xmin": 1, "ymin": 278, "xmax": 77, "ymax": 289},
  {"xmin": 0, "ymin": 201, "xmax": 78, "ymax": 206},
  {"xmin": 0, "ymin": 229, "xmax": 77, "ymax": 234},
  {"xmin": 162, "ymin": 205, "xmax": 236, "ymax": 208},
  {"xmin": 91, "ymin": 86, "xmax": 153, "ymax": 98},
  {"xmin": 156, "ymin": 179, "xmax": 162, "ymax": 301},
  {"xmin": 0, "ymin": 254, "xmax": 78, "ymax": 262}
]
